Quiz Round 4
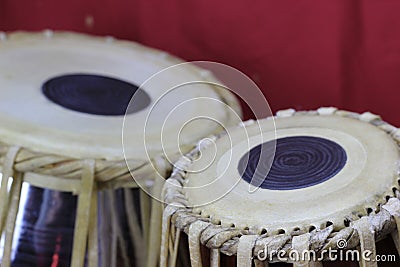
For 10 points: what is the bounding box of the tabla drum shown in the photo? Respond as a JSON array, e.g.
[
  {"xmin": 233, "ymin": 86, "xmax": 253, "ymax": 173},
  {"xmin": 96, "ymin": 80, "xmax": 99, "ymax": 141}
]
[
  {"xmin": 0, "ymin": 31, "xmax": 242, "ymax": 267},
  {"xmin": 161, "ymin": 108, "xmax": 400, "ymax": 267}
]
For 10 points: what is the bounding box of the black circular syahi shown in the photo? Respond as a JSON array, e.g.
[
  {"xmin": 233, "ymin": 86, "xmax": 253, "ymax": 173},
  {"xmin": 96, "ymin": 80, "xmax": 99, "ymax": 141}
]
[
  {"xmin": 238, "ymin": 136, "xmax": 347, "ymax": 190},
  {"xmin": 42, "ymin": 74, "xmax": 150, "ymax": 115}
]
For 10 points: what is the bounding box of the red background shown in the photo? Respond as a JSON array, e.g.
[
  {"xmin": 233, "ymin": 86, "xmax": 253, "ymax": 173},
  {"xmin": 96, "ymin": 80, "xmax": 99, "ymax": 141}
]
[{"xmin": 1, "ymin": 0, "xmax": 400, "ymax": 125}]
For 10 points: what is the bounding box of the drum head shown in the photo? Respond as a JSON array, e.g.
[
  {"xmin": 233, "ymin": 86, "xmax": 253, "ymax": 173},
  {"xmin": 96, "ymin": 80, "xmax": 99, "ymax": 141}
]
[
  {"xmin": 0, "ymin": 32, "xmax": 241, "ymax": 160},
  {"xmin": 184, "ymin": 111, "xmax": 400, "ymax": 233}
]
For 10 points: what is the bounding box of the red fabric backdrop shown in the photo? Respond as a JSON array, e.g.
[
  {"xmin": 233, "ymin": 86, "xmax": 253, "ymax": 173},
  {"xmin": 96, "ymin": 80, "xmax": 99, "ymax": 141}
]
[{"xmin": 1, "ymin": 0, "xmax": 400, "ymax": 124}]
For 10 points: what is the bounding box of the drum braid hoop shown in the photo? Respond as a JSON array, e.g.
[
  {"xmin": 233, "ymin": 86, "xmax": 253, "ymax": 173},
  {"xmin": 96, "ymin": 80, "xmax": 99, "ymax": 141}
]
[
  {"xmin": 163, "ymin": 108, "xmax": 400, "ymax": 262},
  {"xmin": 0, "ymin": 144, "xmax": 178, "ymax": 189}
]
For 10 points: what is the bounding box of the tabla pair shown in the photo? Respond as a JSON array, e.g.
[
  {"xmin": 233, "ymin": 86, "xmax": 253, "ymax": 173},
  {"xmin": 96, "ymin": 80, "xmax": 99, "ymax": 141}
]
[{"xmin": 0, "ymin": 32, "xmax": 398, "ymax": 267}]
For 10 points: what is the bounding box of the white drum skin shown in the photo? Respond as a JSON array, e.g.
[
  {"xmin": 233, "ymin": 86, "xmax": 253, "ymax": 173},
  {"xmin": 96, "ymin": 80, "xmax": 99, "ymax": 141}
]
[{"xmin": 161, "ymin": 108, "xmax": 400, "ymax": 267}]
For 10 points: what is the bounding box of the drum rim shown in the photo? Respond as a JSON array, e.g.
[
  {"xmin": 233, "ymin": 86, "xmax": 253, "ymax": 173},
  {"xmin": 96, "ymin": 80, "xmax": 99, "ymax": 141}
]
[
  {"xmin": 162, "ymin": 107, "xmax": 400, "ymax": 262},
  {"xmin": 0, "ymin": 30, "xmax": 243, "ymax": 161}
]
